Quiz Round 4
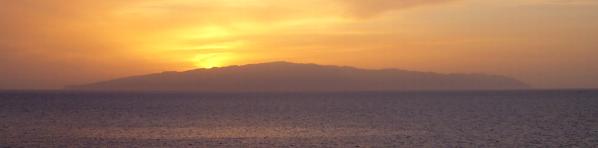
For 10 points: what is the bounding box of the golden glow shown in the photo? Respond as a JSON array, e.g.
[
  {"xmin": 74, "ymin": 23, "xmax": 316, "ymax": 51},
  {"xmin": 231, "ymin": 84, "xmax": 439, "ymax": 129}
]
[
  {"xmin": 192, "ymin": 53, "xmax": 235, "ymax": 68},
  {"xmin": 192, "ymin": 41, "xmax": 246, "ymax": 50},
  {"xmin": 184, "ymin": 26, "xmax": 234, "ymax": 39}
]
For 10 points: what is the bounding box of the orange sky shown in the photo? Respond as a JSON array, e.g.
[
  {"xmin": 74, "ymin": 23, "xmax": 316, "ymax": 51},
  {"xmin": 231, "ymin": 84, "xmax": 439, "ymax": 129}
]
[{"xmin": 1, "ymin": 0, "xmax": 598, "ymax": 89}]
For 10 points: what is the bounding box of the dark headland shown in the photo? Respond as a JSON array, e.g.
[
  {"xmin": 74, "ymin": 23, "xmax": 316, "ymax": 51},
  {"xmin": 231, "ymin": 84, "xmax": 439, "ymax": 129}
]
[{"xmin": 69, "ymin": 62, "xmax": 530, "ymax": 92}]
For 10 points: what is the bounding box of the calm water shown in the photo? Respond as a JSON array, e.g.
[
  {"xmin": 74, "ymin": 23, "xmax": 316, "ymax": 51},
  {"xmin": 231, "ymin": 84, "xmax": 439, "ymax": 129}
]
[{"xmin": 1, "ymin": 90, "xmax": 597, "ymax": 147}]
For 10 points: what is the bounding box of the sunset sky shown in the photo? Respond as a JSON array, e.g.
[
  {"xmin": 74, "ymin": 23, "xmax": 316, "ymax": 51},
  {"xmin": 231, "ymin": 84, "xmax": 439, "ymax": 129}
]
[{"xmin": 1, "ymin": 0, "xmax": 597, "ymax": 89}]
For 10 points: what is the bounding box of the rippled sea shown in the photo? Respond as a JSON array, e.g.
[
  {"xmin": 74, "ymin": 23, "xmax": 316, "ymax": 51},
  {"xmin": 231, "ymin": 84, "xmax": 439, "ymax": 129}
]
[{"xmin": 1, "ymin": 90, "xmax": 598, "ymax": 147}]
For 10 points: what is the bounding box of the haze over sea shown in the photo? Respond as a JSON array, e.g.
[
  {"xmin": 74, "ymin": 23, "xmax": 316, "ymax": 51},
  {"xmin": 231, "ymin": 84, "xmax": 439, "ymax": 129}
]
[{"xmin": 1, "ymin": 90, "xmax": 597, "ymax": 147}]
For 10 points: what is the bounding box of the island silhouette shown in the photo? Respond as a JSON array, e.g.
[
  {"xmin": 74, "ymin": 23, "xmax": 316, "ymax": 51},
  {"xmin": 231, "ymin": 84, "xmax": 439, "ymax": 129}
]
[{"xmin": 69, "ymin": 61, "xmax": 530, "ymax": 92}]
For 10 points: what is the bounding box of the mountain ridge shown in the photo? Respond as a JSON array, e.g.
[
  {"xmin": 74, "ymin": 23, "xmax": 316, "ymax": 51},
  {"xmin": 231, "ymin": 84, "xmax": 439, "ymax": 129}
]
[{"xmin": 68, "ymin": 61, "xmax": 530, "ymax": 92}]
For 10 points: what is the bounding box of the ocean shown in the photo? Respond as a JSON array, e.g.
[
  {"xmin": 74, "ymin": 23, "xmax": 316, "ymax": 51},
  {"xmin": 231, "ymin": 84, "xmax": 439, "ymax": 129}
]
[{"xmin": 1, "ymin": 90, "xmax": 597, "ymax": 147}]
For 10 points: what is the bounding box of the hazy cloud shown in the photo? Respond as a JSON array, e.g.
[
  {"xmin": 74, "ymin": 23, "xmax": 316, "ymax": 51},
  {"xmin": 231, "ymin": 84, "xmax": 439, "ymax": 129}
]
[{"xmin": 339, "ymin": 0, "xmax": 457, "ymax": 17}]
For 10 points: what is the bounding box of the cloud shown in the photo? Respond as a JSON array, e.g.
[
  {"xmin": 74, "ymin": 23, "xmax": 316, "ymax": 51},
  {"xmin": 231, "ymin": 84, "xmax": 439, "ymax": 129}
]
[
  {"xmin": 338, "ymin": 0, "xmax": 457, "ymax": 17},
  {"xmin": 530, "ymin": 0, "xmax": 598, "ymax": 5}
]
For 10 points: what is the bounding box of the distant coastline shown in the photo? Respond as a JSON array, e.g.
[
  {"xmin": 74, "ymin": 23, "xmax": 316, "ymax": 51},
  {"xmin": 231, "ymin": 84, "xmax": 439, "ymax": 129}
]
[{"xmin": 68, "ymin": 62, "xmax": 530, "ymax": 92}]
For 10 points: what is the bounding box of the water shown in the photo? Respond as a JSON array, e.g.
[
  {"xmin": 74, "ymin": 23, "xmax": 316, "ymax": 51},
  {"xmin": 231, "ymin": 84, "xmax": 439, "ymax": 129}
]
[{"xmin": 1, "ymin": 90, "xmax": 597, "ymax": 147}]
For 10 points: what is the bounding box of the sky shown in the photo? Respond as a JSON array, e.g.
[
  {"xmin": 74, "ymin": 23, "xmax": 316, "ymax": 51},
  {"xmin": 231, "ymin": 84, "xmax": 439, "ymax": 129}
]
[{"xmin": 1, "ymin": 0, "xmax": 597, "ymax": 89}]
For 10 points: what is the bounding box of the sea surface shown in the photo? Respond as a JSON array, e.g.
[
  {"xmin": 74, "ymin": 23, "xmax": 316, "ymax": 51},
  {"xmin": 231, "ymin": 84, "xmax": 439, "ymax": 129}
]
[{"xmin": 1, "ymin": 90, "xmax": 597, "ymax": 147}]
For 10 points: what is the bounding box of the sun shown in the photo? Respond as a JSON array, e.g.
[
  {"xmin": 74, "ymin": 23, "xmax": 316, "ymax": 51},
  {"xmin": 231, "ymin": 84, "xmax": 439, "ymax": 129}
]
[{"xmin": 192, "ymin": 53, "xmax": 233, "ymax": 68}]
